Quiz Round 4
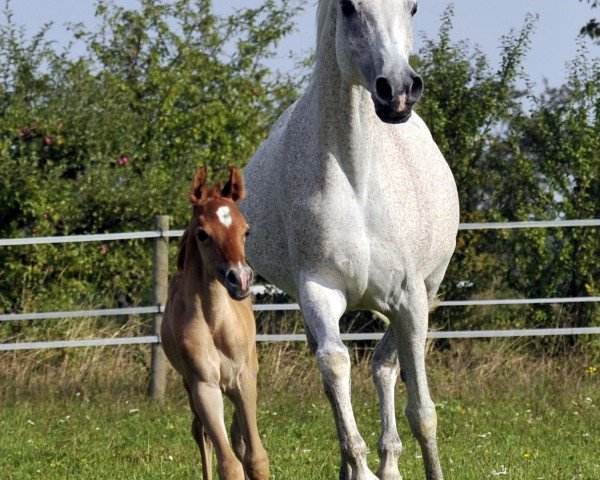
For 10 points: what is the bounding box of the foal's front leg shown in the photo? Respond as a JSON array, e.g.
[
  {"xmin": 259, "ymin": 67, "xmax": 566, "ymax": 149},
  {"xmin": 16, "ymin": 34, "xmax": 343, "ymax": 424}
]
[
  {"xmin": 300, "ymin": 279, "xmax": 379, "ymax": 480},
  {"xmin": 189, "ymin": 379, "xmax": 245, "ymax": 480},
  {"xmin": 229, "ymin": 363, "xmax": 269, "ymax": 480}
]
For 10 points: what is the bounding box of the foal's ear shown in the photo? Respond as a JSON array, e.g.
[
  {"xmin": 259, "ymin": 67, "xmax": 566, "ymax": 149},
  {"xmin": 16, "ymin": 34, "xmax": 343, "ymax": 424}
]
[
  {"xmin": 221, "ymin": 166, "xmax": 246, "ymax": 203},
  {"xmin": 189, "ymin": 165, "xmax": 208, "ymax": 204}
]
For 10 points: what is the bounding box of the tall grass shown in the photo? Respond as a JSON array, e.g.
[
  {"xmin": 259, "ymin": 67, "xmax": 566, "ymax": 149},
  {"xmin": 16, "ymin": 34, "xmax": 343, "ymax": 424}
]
[{"xmin": 1, "ymin": 337, "xmax": 599, "ymax": 479}]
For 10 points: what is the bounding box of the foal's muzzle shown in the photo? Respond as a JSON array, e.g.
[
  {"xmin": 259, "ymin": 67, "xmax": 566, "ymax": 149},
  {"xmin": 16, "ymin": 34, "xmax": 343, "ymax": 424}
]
[{"xmin": 224, "ymin": 265, "xmax": 254, "ymax": 300}]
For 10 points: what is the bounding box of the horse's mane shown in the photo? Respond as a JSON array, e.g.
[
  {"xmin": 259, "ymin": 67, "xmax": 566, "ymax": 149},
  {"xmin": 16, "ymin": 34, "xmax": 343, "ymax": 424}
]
[{"xmin": 316, "ymin": 0, "xmax": 330, "ymax": 50}]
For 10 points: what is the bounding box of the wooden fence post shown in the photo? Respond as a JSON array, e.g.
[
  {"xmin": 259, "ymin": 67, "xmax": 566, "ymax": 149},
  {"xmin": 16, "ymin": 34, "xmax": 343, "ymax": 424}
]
[{"xmin": 149, "ymin": 215, "xmax": 169, "ymax": 400}]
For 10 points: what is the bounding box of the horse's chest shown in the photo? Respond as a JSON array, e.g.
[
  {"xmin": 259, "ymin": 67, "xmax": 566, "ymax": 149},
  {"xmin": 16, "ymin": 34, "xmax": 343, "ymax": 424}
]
[{"xmin": 288, "ymin": 185, "xmax": 371, "ymax": 296}]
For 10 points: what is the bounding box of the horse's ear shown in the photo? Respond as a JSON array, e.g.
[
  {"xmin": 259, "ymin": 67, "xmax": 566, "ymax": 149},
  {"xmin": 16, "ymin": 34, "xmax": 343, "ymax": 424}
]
[
  {"xmin": 189, "ymin": 165, "xmax": 208, "ymax": 204},
  {"xmin": 222, "ymin": 166, "xmax": 246, "ymax": 203}
]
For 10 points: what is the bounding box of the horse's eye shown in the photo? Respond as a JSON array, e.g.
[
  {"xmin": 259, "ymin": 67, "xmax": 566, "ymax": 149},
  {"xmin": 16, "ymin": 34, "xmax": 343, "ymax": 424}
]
[
  {"xmin": 244, "ymin": 229, "xmax": 250, "ymax": 239},
  {"xmin": 411, "ymin": 4, "xmax": 418, "ymax": 16},
  {"xmin": 340, "ymin": 0, "xmax": 356, "ymax": 17},
  {"xmin": 196, "ymin": 228, "xmax": 209, "ymax": 243}
]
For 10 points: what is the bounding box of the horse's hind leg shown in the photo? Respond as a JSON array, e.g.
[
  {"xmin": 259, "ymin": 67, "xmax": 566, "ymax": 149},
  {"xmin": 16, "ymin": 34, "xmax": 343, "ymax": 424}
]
[
  {"xmin": 372, "ymin": 327, "xmax": 403, "ymax": 480},
  {"xmin": 390, "ymin": 280, "xmax": 443, "ymax": 480}
]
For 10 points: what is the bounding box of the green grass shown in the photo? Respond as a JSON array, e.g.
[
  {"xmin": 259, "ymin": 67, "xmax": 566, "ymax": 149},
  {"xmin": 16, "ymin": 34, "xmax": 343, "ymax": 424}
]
[{"xmin": 1, "ymin": 343, "xmax": 599, "ymax": 479}]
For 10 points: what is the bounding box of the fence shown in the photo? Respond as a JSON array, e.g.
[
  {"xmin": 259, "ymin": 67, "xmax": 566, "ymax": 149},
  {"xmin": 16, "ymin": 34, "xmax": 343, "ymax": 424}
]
[{"xmin": 1, "ymin": 217, "xmax": 600, "ymax": 397}]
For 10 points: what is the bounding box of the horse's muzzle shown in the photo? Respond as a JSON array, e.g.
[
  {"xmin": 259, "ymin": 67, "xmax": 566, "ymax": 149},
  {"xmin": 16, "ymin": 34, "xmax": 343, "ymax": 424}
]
[{"xmin": 373, "ymin": 100, "xmax": 413, "ymax": 124}]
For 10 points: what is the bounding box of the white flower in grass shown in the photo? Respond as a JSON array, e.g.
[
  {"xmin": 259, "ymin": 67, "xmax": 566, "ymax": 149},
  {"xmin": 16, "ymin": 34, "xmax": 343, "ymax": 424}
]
[{"xmin": 491, "ymin": 465, "xmax": 508, "ymax": 476}]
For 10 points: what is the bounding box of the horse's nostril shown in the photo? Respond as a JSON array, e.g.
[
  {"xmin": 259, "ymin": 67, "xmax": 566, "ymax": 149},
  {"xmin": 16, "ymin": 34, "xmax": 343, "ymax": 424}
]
[
  {"xmin": 375, "ymin": 77, "xmax": 394, "ymax": 103},
  {"xmin": 410, "ymin": 74, "xmax": 424, "ymax": 101}
]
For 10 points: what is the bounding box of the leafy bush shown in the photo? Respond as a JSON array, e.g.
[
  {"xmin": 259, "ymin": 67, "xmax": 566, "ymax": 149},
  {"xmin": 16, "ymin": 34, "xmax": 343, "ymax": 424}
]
[{"xmin": 0, "ymin": 0, "xmax": 301, "ymax": 322}]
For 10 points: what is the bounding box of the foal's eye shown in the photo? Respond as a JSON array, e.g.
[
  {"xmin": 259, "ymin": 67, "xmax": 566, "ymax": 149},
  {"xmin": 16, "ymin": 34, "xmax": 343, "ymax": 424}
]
[
  {"xmin": 411, "ymin": 3, "xmax": 418, "ymax": 16},
  {"xmin": 340, "ymin": 0, "xmax": 356, "ymax": 17},
  {"xmin": 196, "ymin": 228, "xmax": 209, "ymax": 243}
]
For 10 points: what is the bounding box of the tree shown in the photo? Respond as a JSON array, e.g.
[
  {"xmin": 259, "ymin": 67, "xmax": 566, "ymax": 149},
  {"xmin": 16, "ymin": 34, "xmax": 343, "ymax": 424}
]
[
  {"xmin": 0, "ymin": 0, "xmax": 301, "ymax": 321},
  {"xmin": 416, "ymin": 6, "xmax": 599, "ymax": 341},
  {"xmin": 414, "ymin": 6, "xmax": 538, "ymax": 331},
  {"xmin": 580, "ymin": 0, "xmax": 600, "ymax": 42}
]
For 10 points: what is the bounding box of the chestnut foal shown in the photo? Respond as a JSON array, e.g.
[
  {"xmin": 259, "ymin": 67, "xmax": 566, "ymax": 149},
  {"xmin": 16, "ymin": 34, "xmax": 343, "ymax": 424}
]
[{"xmin": 161, "ymin": 166, "xmax": 269, "ymax": 480}]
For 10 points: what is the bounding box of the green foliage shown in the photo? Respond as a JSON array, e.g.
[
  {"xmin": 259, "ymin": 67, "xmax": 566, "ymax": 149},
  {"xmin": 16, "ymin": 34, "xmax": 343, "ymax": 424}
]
[
  {"xmin": 0, "ymin": 0, "xmax": 300, "ymax": 321},
  {"xmin": 0, "ymin": 2, "xmax": 598, "ymax": 351},
  {"xmin": 580, "ymin": 0, "xmax": 600, "ymax": 42},
  {"xmin": 416, "ymin": 7, "xmax": 599, "ymax": 338}
]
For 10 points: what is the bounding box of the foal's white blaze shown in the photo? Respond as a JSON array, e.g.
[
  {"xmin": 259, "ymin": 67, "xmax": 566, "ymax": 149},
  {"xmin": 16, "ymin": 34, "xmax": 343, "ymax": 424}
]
[{"xmin": 216, "ymin": 206, "xmax": 232, "ymax": 228}]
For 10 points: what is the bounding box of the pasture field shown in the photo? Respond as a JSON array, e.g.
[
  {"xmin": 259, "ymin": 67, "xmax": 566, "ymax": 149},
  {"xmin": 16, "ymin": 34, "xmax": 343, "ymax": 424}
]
[{"xmin": 1, "ymin": 341, "xmax": 599, "ymax": 479}]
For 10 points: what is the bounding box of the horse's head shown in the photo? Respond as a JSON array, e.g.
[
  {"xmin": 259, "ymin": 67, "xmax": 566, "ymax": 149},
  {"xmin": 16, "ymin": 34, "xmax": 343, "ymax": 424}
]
[
  {"xmin": 328, "ymin": 0, "xmax": 422, "ymax": 124},
  {"xmin": 188, "ymin": 165, "xmax": 253, "ymax": 300}
]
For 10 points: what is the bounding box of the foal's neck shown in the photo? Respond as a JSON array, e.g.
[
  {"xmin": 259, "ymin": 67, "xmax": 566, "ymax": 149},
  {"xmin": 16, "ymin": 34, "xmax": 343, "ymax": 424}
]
[{"xmin": 182, "ymin": 239, "xmax": 232, "ymax": 321}]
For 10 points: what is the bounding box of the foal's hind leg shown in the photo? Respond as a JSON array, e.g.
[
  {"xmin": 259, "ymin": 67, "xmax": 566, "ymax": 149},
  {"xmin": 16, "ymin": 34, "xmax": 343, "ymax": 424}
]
[
  {"xmin": 372, "ymin": 327, "xmax": 403, "ymax": 480},
  {"xmin": 230, "ymin": 410, "xmax": 246, "ymax": 470},
  {"xmin": 192, "ymin": 414, "xmax": 213, "ymax": 480}
]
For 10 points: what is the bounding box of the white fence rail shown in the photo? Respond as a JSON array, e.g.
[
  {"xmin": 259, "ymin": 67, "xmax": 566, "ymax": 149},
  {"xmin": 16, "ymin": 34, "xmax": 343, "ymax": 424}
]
[
  {"xmin": 2, "ymin": 218, "xmax": 600, "ymax": 353},
  {"xmin": 2, "ymin": 219, "xmax": 600, "ymax": 247}
]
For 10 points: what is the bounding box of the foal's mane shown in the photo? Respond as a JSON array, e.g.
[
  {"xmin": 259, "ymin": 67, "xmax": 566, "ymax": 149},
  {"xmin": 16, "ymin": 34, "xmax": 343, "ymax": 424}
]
[{"xmin": 176, "ymin": 229, "xmax": 190, "ymax": 271}]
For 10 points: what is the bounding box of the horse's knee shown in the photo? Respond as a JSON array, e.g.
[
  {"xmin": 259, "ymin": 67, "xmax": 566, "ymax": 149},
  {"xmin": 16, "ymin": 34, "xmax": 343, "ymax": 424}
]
[
  {"xmin": 405, "ymin": 402, "xmax": 438, "ymax": 443},
  {"xmin": 377, "ymin": 431, "xmax": 402, "ymax": 458},
  {"xmin": 316, "ymin": 343, "xmax": 350, "ymax": 381}
]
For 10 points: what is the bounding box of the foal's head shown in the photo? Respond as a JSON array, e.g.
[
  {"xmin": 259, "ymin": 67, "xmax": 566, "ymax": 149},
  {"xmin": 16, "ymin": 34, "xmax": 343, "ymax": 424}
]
[
  {"xmin": 320, "ymin": 0, "xmax": 423, "ymax": 123},
  {"xmin": 187, "ymin": 166, "xmax": 253, "ymax": 300}
]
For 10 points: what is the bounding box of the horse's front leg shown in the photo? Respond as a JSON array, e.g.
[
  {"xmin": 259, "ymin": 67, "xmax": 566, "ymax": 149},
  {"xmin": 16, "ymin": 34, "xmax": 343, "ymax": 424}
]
[
  {"xmin": 389, "ymin": 280, "xmax": 443, "ymax": 480},
  {"xmin": 299, "ymin": 279, "xmax": 379, "ymax": 480},
  {"xmin": 372, "ymin": 327, "xmax": 403, "ymax": 480},
  {"xmin": 229, "ymin": 362, "xmax": 270, "ymax": 480}
]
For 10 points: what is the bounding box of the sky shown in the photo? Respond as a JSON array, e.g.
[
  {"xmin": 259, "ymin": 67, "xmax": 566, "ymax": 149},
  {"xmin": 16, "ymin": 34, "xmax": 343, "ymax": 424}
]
[{"xmin": 3, "ymin": 0, "xmax": 598, "ymax": 92}]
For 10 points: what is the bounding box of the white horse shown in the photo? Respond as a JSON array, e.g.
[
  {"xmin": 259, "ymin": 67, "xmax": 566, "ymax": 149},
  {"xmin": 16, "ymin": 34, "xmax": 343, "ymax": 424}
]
[{"xmin": 241, "ymin": 1, "xmax": 459, "ymax": 479}]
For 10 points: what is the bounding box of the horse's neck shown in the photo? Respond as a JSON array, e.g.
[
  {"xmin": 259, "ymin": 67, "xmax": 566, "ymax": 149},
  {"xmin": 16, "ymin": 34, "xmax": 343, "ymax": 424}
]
[{"xmin": 309, "ymin": 7, "xmax": 376, "ymax": 195}]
